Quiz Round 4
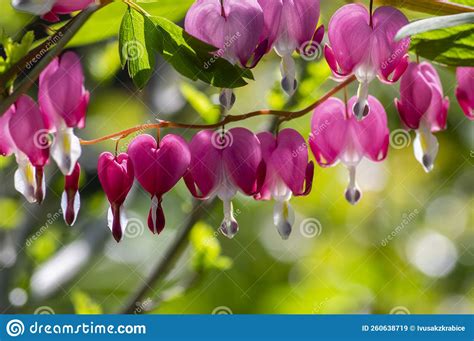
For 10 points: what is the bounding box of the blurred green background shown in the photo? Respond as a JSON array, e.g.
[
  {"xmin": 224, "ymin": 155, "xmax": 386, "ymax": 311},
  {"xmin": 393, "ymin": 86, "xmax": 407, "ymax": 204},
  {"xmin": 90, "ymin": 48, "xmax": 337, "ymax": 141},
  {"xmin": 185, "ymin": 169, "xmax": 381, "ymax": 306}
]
[{"xmin": 0, "ymin": 0, "xmax": 472, "ymax": 315}]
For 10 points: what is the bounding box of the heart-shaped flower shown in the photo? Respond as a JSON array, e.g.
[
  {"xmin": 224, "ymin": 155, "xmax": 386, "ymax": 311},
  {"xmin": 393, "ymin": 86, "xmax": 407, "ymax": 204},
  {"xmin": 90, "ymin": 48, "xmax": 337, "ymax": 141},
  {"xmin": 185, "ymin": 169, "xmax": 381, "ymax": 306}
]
[
  {"xmin": 185, "ymin": 0, "xmax": 266, "ymax": 110},
  {"xmin": 395, "ymin": 62, "xmax": 449, "ymax": 172},
  {"xmin": 325, "ymin": 4, "xmax": 410, "ymax": 119},
  {"xmin": 39, "ymin": 51, "xmax": 89, "ymax": 176},
  {"xmin": 128, "ymin": 134, "xmax": 191, "ymax": 235},
  {"xmin": 8, "ymin": 95, "xmax": 51, "ymax": 204},
  {"xmin": 185, "ymin": 128, "xmax": 264, "ymax": 238},
  {"xmin": 309, "ymin": 96, "xmax": 389, "ymax": 204},
  {"xmin": 98, "ymin": 152, "xmax": 135, "ymax": 242},
  {"xmin": 255, "ymin": 128, "xmax": 314, "ymax": 239},
  {"xmin": 258, "ymin": 0, "xmax": 324, "ymax": 95}
]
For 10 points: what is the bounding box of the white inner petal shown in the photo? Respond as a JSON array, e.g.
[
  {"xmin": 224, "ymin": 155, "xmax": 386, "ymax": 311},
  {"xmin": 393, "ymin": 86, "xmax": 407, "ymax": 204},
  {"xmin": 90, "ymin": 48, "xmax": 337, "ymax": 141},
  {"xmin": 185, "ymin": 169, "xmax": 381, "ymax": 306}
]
[
  {"xmin": 51, "ymin": 128, "xmax": 82, "ymax": 176},
  {"xmin": 414, "ymin": 120, "xmax": 439, "ymax": 173}
]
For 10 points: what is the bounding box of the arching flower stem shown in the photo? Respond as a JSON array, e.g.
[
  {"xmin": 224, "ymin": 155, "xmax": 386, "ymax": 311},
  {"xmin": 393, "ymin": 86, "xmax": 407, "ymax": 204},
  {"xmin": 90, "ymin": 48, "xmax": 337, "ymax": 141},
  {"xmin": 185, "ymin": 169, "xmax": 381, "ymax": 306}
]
[{"xmin": 80, "ymin": 75, "xmax": 357, "ymax": 146}]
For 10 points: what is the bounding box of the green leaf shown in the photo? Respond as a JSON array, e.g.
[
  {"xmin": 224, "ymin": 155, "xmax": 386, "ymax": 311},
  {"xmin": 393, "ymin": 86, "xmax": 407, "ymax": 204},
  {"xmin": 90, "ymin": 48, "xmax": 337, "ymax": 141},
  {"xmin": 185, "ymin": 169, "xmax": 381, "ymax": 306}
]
[
  {"xmin": 0, "ymin": 30, "xmax": 34, "ymax": 89},
  {"xmin": 119, "ymin": 7, "xmax": 161, "ymax": 89},
  {"xmin": 71, "ymin": 291, "xmax": 103, "ymax": 314},
  {"xmin": 396, "ymin": 13, "xmax": 474, "ymax": 40},
  {"xmin": 180, "ymin": 83, "xmax": 220, "ymax": 123},
  {"xmin": 152, "ymin": 16, "xmax": 253, "ymax": 88},
  {"xmin": 410, "ymin": 24, "xmax": 474, "ymax": 66},
  {"xmin": 374, "ymin": 0, "xmax": 474, "ymax": 15}
]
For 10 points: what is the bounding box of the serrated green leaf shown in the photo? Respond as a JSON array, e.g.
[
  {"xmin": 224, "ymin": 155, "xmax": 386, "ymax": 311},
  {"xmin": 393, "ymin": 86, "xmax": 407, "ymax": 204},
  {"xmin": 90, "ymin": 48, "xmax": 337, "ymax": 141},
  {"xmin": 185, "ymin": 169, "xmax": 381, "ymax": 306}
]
[
  {"xmin": 119, "ymin": 7, "xmax": 161, "ymax": 89},
  {"xmin": 410, "ymin": 24, "xmax": 474, "ymax": 66},
  {"xmin": 180, "ymin": 83, "xmax": 220, "ymax": 123}
]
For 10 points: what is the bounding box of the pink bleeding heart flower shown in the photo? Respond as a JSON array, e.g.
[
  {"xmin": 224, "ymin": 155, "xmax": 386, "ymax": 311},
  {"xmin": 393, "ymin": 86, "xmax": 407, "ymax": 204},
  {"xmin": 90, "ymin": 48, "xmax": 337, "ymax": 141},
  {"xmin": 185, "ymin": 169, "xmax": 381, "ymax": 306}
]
[
  {"xmin": 62, "ymin": 162, "xmax": 81, "ymax": 226},
  {"xmin": 258, "ymin": 0, "xmax": 324, "ymax": 96},
  {"xmin": 11, "ymin": 0, "xmax": 95, "ymax": 22},
  {"xmin": 309, "ymin": 96, "xmax": 389, "ymax": 204},
  {"xmin": 39, "ymin": 51, "xmax": 89, "ymax": 176},
  {"xmin": 325, "ymin": 4, "xmax": 410, "ymax": 119},
  {"xmin": 8, "ymin": 95, "xmax": 51, "ymax": 204},
  {"xmin": 185, "ymin": 128, "xmax": 264, "ymax": 238},
  {"xmin": 255, "ymin": 128, "xmax": 314, "ymax": 239},
  {"xmin": 128, "ymin": 134, "xmax": 191, "ymax": 235},
  {"xmin": 455, "ymin": 67, "xmax": 474, "ymax": 120},
  {"xmin": 395, "ymin": 62, "xmax": 449, "ymax": 173},
  {"xmin": 98, "ymin": 152, "xmax": 135, "ymax": 242},
  {"xmin": 185, "ymin": 0, "xmax": 266, "ymax": 110}
]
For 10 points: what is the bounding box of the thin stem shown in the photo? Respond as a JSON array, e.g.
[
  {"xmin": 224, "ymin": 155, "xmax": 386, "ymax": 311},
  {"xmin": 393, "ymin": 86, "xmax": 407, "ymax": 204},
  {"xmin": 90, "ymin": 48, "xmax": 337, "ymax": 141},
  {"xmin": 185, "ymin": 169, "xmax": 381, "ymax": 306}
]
[
  {"xmin": 0, "ymin": 4, "xmax": 100, "ymax": 115},
  {"xmin": 81, "ymin": 75, "xmax": 356, "ymax": 146},
  {"xmin": 369, "ymin": 0, "xmax": 374, "ymax": 27}
]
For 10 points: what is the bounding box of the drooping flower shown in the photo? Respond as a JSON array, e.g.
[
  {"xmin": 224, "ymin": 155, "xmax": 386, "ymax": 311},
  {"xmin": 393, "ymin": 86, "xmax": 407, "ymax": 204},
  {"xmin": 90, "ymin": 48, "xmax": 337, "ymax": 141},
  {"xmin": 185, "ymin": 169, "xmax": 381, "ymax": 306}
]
[
  {"xmin": 325, "ymin": 4, "xmax": 410, "ymax": 119},
  {"xmin": 98, "ymin": 152, "xmax": 135, "ymax": 242},
  {"xmin": 185, "ymin": 0, "xmax": 266, "ymax": 110},
  {"xmin": 255, "ymin": 129, "xmax": 314, "ymax": 239},
  {"xmin": 258, "ymin": 0, "xmax": 324, "ymax": 96},
  {"xmin": 8, "ymin": 95, "xmax": 51, "ymax": 204},
  {"xmin": 11, "ymin": 0, "xmax": 95, "ymax": 21},
  {"xmin": 128, "ymin": 134, "xmax": 191, "ymax": 235},
  {"xmin": 39, "ymin": 51, "xmax": 89, "ymax": 176},
  {"xmin": 455, "ymin": 67, "xmax": 474, "ymax": 120},
  {"xmin": 309, "ymin": 96, "xmax": 389, "ymax": 204},
  {"xmin": 395, "ymin": 62, "xmax": 449, "ymax": 172},
  {"xmin": 185, "ymin": 128, "xmax": 264, "ymax": 238},
  {"xmin": 62, "ymin": 162, "xmax": 81, "ymax": 226}
]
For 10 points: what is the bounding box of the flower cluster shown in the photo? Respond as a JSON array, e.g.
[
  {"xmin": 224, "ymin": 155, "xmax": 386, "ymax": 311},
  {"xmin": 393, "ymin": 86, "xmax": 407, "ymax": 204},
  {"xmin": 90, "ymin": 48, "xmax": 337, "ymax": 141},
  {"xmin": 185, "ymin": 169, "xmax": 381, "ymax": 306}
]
[
  {"xmin": 1, "ymin": 1, "xmax": 473, "ymax": 244},
  {"xmin": 1, "ymin": 52, "xmax": 89, "ymax": 226},
  {"xmin": 185, "ymin": 0, "xmax": 323, "ymax": 108}
]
